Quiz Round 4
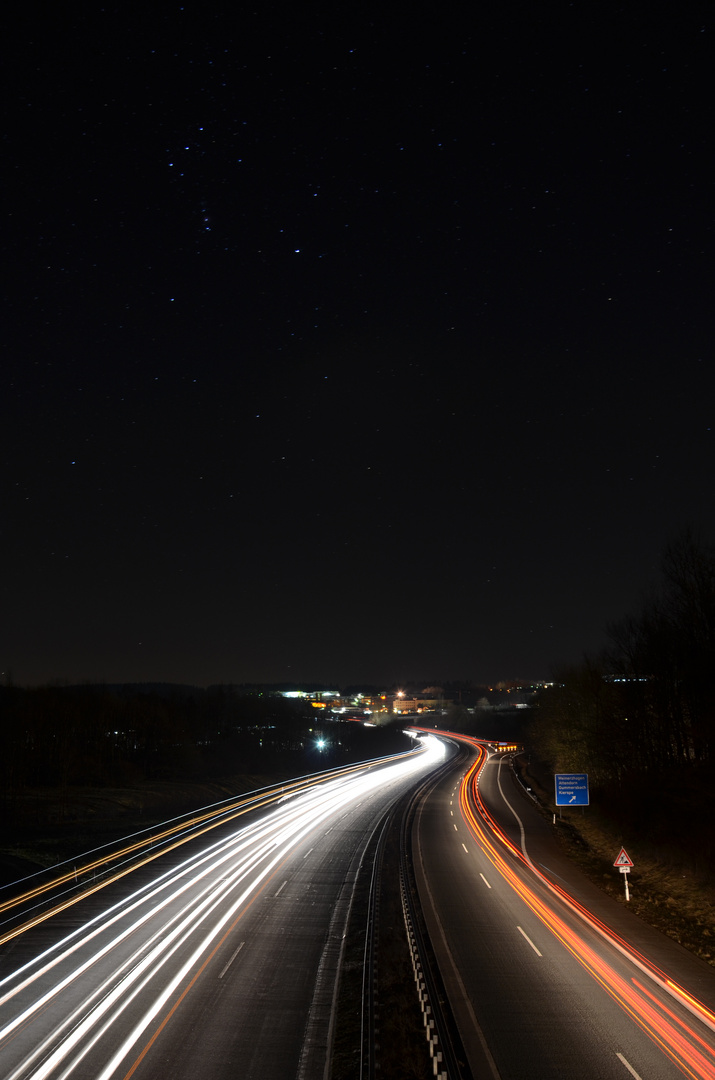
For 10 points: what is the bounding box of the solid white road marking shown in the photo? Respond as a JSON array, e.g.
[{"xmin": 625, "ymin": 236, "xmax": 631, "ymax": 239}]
[
  {"xmin": 517, "ymin": 926, "xmax": 542, "ymax": 956},
  {"xmin": 616, "ymin": 1052, "xmax": 643, "ymax": 1079},
  {"xmin": 479, "ymin": 873, "xmax": 492, "ymax": 889},
  {"xmin": 486, "ymin": 758, "xmax": 715, "ymax": 1037}
]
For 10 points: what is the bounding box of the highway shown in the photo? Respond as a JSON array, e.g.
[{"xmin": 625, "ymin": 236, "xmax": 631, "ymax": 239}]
[
  {"xmin": 4, "ymin": 730, "xmax": 715, "ymax": 1080},
  {"xmin": 413, "ymin": 733, "xmax": 715, "ymax": 1080},
  {"xmin": 0, "ymin": 735, "xmax": 447, "ymax": 1080}
]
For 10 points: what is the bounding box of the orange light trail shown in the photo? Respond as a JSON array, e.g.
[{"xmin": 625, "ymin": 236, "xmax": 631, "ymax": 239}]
[
  {"xmin": 0, "ymin": 739, "xmax": 443, "ymax": 1080},
  {"xmin": 422, "ymin": 729, "xmax": 715, "ymax": 1080},
  {"xmin": 0, "ymin": 748, "xmax": 422, "ymax": 946}
]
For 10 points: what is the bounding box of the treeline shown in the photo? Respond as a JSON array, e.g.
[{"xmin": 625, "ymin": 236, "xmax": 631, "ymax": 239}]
[
  {"xmin": 0, "ymin": 684, "xmax": 411, "ymax": 792},
  {"xmin": 529, "ymin": 532, "xmax": 715, "ymax": 871}
]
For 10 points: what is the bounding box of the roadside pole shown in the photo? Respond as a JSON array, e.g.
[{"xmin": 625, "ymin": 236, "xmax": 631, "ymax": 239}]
[
  {"xmin": 554, "ymin": 773, "xmax": 589, "ymax": 822},
  {"xmin": 613, "ymin": 847, "xmax": 634, "ymax": 901}
]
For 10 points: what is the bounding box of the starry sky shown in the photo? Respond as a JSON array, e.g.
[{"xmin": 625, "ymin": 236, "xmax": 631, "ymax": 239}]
[{"xmin": 2, "ymin": 4, "xmax": 714, "ymax": 688}]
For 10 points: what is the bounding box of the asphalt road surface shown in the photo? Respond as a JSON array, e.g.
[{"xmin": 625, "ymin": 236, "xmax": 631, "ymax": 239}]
[
  {"xmin": 0, "ymin": 736, "xmax": 448, "ymax": 1080},
  {"xmin": 413, "ymin": 734, "xmax": 715, "ymax": 1080},
  {"xmin": 4, "ymin": 732, "xmax": 714, "ymax": 1080}
]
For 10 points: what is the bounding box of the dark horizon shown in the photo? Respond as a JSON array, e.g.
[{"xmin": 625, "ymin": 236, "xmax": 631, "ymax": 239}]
[{"xmin": 0, "ymin": 677, "xmax": 546, "ymax": 697}]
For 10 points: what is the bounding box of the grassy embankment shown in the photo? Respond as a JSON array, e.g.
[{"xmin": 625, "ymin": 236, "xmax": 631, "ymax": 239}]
[
  {"xmin": 4, "ymin": 745, "xmax": 713, "ymax": 974},
  {"xmin": 515, "ymin": 754, "xmax": 715, "ymax": 968},
  {"xmin": 0, "ymin": 773, "xmax": 293, "ymax": 884}
]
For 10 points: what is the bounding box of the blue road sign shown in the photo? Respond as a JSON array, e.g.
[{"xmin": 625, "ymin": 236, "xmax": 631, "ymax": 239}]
[{"xmin": 555, "ymin": 773, "xmax": 589, "ymax": 806}]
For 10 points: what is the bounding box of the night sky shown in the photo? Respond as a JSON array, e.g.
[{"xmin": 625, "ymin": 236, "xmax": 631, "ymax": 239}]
[{"xmin": 2, "ymin": 5, "xmax": 714, "ymax": 688}]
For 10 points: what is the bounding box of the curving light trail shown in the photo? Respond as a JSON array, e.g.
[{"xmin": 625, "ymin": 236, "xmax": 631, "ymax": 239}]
[
  {"xmin": 0, "ymin": 736, "xmax": 445, "ymax": 1080},
  {"xmin": 421, "ymin": 729, "xmax": 715, "ymax": 1080},
  {"xmin": 0, "ymin": 747, "xmax": 433, "ymax": 945}
]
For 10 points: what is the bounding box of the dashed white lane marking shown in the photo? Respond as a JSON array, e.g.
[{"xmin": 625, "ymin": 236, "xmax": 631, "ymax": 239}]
[
  {"xmin": 454, "ymin": 823, "xmax": 458, "ymax": 831},
  {"xmin": 462, "ymin": 843, "xmax": 469, "ymax": 853},
  {"xmin": 616, "ymin": 1052, "xmax": 643, "ymax": 1079},
  {"xmin": 274, "ymin": 880, "xmax": 287, "ymax": 897},
  {"xmin": 303, "ymin": 847, "xmax": 314, "ymax": 859},
  {"xmin": 517, "ymin": 925, "xmax": 542, "ymax": 956},
  {"xmin": 218, "ymin": 941, "xmax": 245, "ymax": 979},
  {"xmin": 480, "ymin": 873, "xmax": 492, "ymax": 889}
]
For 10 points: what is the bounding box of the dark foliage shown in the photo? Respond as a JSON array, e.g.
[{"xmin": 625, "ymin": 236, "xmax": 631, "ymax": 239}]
[{"xmin": 529, "ymin": 532, "xmax": 715, "ymax": 873}]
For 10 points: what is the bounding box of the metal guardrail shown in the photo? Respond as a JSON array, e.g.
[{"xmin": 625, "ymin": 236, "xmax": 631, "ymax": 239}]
[
  {"xmin": 398, "ymin": 753, "xmax": 473, "ymax": 1080},
  {"xmin": 0, "ymin": 747, "xmax": 427, "ymax": 945}
]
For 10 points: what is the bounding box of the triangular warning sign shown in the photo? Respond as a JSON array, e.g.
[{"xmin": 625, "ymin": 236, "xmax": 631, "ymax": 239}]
[{"xmin": 613, "ymin": 847, "xmax": 633, "ymax": 867}]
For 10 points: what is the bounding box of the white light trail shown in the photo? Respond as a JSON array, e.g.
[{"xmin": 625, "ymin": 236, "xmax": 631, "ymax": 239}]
[{"xmin": 0, "ymin": 737, "xmax": 444, "ymax": 1080}]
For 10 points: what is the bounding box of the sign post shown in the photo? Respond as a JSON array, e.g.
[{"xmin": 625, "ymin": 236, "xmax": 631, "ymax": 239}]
[
  {"xmin": 613, "ymin": 847, "xmax": 634, "ymax": 901},
  {"xmin": 554, "ymin": 773, "xmax": 589, "ymax": 811}
]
